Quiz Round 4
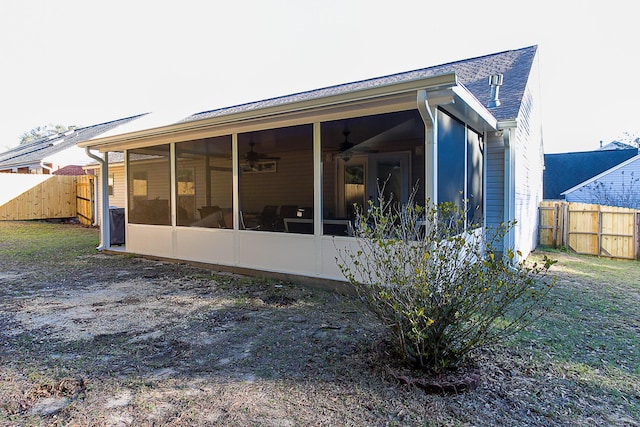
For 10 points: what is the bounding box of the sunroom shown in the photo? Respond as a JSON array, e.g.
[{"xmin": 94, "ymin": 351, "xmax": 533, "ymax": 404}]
[{"xmin": 80, "ymin": 72, "xmax": 497, "ymax": 285}]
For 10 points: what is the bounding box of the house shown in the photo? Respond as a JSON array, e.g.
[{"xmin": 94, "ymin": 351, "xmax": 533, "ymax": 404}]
[
  {"xmin": 599, "ymin": 140, "xmax": 638, "ymax": 151},
  {"xmin": 561, "ymin": 154, "xmax": 640, "ymax": 209},
  {"xmin": 544, "ymin": 148, "xmax": 638, "ymax": 200},
  {"xmin": 0, "ymin": 114, "xmax": 147, "ymax": 174},
  {"xmin": 78, "ymin": 45, "xmax": 544, "ymax": 285}
]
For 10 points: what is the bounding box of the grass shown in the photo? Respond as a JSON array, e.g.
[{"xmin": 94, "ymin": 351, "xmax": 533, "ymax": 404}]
[
  {"xmin": 0, "ymin": 221, "xmax": 639, "ymax": 425},
  {"xmin": 0, "ymin": 220, "xmax": 99, "ymax": 263},
  {"xmin": 518, "ymin": 249, "xmax": 640, "ymax": 418}
]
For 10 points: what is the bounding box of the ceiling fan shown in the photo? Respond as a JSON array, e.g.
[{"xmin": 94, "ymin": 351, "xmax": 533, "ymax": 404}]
[
  {"xmin": 336, "ymin": 119, "xmax": 417, "ymax": 161},
  {"xmin": 244, "ymin": 141, "xmax": 279, "ymax": 170},
  {"xmin": 337, "ymin": 130, "xmax": 356, "ymax": 162}
]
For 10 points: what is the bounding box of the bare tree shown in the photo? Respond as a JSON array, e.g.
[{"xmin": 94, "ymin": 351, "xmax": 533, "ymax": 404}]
[
  {"xmin": 19, "ymin": 124, "xmax": 76, "ymax": 145},
  {"xmin": 615, "ymin": 131, "xmax": 640, "ymax": 149},
  {"xmin": 583, "ymin": 170, "xmax": 640, "ymax": 209}
]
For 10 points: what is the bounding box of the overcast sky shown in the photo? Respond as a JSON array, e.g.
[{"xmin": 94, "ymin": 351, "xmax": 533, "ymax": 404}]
[{"xmin": 1, "ymin": 0, "xmax": 637, "ymax": 153}]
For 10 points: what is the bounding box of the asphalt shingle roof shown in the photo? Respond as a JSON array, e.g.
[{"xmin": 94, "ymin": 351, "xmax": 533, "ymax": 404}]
[
  {"xmin": 0, "ymin": 114, "xmax": 147, "ymax": 169},
  {"xmin": 182, "ymin": 46, "xmax": 537, "ymax": 124},
  {"xmin": 544, "ymin": 148, "xmax": 639, "ymax": 199}
]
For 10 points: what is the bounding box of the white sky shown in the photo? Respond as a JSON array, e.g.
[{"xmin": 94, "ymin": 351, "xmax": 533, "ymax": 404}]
[{"xmin": 1, "ymin": 0, "xmax": 638, "ymax": 153}]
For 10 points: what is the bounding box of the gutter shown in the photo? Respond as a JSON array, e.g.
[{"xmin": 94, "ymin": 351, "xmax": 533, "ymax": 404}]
[
  {"xmin": 416, "ymin": 78, "xmax": 502, "ymax": 204},
  {"xmin": 77, "ymin": 73, "xmax": 459, "ymax": 152},
  {"xmin": 84, "ymin": 147, "xmax": 110, "ymax": 251}
]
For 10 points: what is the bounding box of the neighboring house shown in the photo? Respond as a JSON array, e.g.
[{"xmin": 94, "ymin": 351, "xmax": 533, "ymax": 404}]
[
  {"xmin": 79, "ymin": 45, "xmax": 544, "ymax": 284},
  {"xmin": 599, "ymin": 140, "xmax": 638, "ymax": 151},
  {"xmin": 544, "ymin": 149, "xmax": 638, "ymax": 200},
  {"xmin": 561, "ymin": 154, "xmax": 640, "ymax": 209},
  {"xmin": 84, "ymin": 152, "xmax": 127, "ymax": 225},
  {"xmin": 0, "ymin": 114, "xmax": 147, "ymax": 174}
]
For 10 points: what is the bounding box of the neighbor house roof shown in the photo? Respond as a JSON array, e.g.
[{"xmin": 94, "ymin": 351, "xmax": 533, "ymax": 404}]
[
  {"xmin": 544, "ymin": 148, "xmax": 639, "ymax": 199},
  {"xmin": 183, "ymin": 45, "xmax": 537, "ymax": 125},
  {"xmin": 52, "ymin": 165, "xmax": 87, "ymax": 176},
  {"xmin": 599, "ymin": 141, "xmax": 638, "ymax": 151},
  {"xmin": 560, "ymin": 154, "xmax": 640, "ymax": 196},
  {"xmin": 0, "ymin": 113, "xmax": 147, "ymax": 171}
]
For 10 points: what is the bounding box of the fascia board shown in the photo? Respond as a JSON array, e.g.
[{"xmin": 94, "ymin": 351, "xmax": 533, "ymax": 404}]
[
  {"xmin": 497, "ymin": 119, "xmax": 518, "ymax": 129},
  {"xmin": 83, "ymin": 161, "xmax": 125, "ymax": 170},
  {"xmin": 0, "ymin": 160, "xmax": 41, "ymax": 170},
  {"xmin": 78, "ymin": 73, "xmax": 459, "ymax": 152},
  {"xmin": 450, "ymin": 85, "xmax": 498, "ymax": 132},
  {"xmin": 561, "ymin": 154, "xmax": 640, "ymax": 195}
]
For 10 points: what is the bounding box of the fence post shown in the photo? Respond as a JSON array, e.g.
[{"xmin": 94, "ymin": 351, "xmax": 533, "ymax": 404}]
[
  {"xmin": 562, "ymin": 202, "xmax": 569, "ymax": 248},
  {"xmin": 636, "ymin": 212, "xmax": 640, "ymax": 260},
  {"xmin": 598, "ymin": 207, "xmax": 603, "ymax": 257},
  {"xmin": 552, "ymin": 203, "xmax": 558, "ymax": 247}
]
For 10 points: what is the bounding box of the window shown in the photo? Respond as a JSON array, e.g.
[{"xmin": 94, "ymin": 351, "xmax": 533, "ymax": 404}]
[
  {"xmin": 175, "ymin": 135, "xmax": 233, "ymax": 228},
  {"xmin": 108, "ymin": 174, "xmax": 115, "ymax": 196},
  {"xmin": 437, "ymin": 109, "xmax": 484, "ymax": 224},
  {"xmin": 238, "ymin": 124, "xmax": 313, "ymax": 233},
  {"xmin": 344, "ymin": 164, "xmax": 365, "ymax": 218},
  {"xmin": 132, "ymin": 172, "xmax": 147, "ymax": 197},
  {"xmin": 321, "ymin": 110, "xmax": 425, "ymax": 236},
  {"xmin": 127, "ymin": 145, "xmax": 171, "ymax": 225},
  {"xmin": 467, "ymin": 128, "xmax": 484, "ymax": 224}
]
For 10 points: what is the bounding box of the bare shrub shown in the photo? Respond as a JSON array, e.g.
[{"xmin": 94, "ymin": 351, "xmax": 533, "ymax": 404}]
[{"xmin": 337, "ymin": 188, "xmax": 556, "ymax": 372}]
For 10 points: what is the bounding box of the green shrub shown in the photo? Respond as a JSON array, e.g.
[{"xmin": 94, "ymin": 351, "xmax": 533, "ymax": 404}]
[{"xmin": 337, "ymin": 190, "xmax": 556, "ymax": 372}]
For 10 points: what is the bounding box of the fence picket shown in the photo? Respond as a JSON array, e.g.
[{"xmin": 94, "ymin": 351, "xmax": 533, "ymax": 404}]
[
  {"xmin": 539, "ymin": 201, "xmax": 639, "ymax": 260},
  {"xmin": 0, "ymin": 174, "xmax": 95, "ymax": 225}
]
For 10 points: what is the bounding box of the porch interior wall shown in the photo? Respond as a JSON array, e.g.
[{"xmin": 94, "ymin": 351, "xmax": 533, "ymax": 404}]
[
  {"xmin": 322, "ymin": 157, "xmax": 337, "ymax": 218},
  {"xmin": 239, "ymin": 149, "xmax": 314, "ymax": 213}
]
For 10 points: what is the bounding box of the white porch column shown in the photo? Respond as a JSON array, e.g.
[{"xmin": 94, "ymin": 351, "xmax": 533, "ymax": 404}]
[{"xmin": 85, "ymin": 147, "xmax": 110, "ymax": 250}]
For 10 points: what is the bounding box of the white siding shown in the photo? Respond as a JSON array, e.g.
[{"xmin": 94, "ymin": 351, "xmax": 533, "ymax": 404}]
[
  {"xmin": 485, "ymin": 133, "xmax": 505, "ymax": 234},
  {"xmin": 564, "ymin": 156, "xmax": 640, "ymax": 209},
  {"xmin": 95, "ymin": 164, "xmax": 126, "ymax": 225},
  {"xmin": 512, "ymin": 64, "xmax": 545, "ymax": 258}
]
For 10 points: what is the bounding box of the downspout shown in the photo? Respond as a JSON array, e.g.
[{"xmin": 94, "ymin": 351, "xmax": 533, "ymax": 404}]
[
  {"xmin": 417, "ymin": 89, "xmax": 438, "ymax": 204},
  {"xmin": 39, "ymin": 161, "xmax": 54, "ymax": 174},
  {"xmin": 499, "ymin": 123, "xmax": 517, "ymax": 256},
  {"xmin": 92, "ymin": 172, "xmax": 99, "ymax": 226},
  {"xmin": 84, "ymin": 147, "xmax": 110, "ymax": 251}
]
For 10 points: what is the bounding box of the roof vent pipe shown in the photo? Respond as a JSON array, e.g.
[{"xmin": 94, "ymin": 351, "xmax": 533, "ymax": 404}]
[{"xmin": 487, "ymin": 74, "xmax": 503, "ymax": 108}]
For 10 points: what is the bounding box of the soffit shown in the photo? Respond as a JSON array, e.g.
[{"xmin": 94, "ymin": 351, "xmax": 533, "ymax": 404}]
[
  {"xmin": 79, "ymin": 74, "xmax": 459, "ymax": 152},
  {"xmin": 79, "ymin": 72, "xmax": 499, "ymax": 153}
]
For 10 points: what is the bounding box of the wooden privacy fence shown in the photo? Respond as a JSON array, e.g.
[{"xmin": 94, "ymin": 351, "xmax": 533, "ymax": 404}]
[
  {"xmin": 75, "ymin": 175, "xmax": 94, "ymax": 225},
  {"xmin": 0, "ymin": 174, "xmax": 94, "ymax": 225},
  {"xmin": 539, "ymin": 201, "xmax": 640, "ymax": 260}
]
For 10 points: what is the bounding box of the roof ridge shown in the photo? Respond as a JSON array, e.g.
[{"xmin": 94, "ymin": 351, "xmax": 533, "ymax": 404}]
[
  {"xmin": 72, "ymin": 112, "xmax": 149, "ymax": 133},
  {"xmin": 183, "ymin": 45, "xmax": 537, "ymax": 123},
  {"xmin": 416, "ymin": 45, "xmax": 537, "ymax": 71},
  {"xmin": 0, "ymin": 113, "xmax": 149, "ymax": 169}
]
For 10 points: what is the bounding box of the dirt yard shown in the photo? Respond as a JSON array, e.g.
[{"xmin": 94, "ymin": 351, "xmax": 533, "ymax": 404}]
[{"xmin": 0, "ymin": 221, "xmax": 638, "ymax": 426}]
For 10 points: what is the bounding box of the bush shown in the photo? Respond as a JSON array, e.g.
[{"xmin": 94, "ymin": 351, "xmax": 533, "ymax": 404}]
[{"xmin": 337, "ymin": 190, "xmax": 556, "ymax": 372}]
